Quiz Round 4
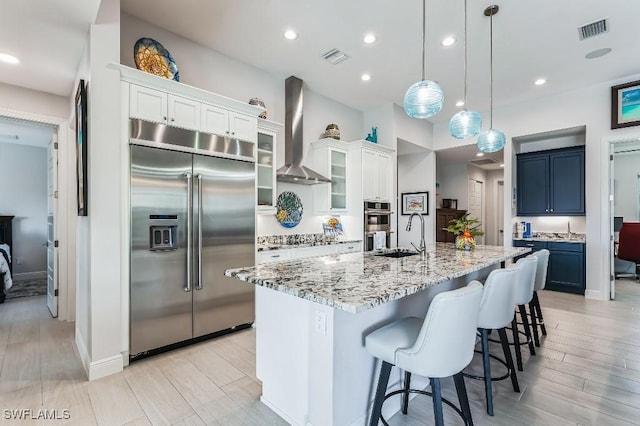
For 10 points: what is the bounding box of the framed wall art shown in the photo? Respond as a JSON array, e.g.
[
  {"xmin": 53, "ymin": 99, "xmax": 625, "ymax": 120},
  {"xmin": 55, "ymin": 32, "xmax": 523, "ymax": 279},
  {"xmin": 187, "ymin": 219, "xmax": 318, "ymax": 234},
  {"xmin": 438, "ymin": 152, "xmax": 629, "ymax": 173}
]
[
  {"xmin": 75, "ymin": 79, "xmax": 88, "ymax": 216},
  {"xmin": 401, "ymin": 192, "xmax": 429, "ymax": 215},
  {"xmin": 611, "ymin": 80, "xmax": 640, "ymax": 129}
]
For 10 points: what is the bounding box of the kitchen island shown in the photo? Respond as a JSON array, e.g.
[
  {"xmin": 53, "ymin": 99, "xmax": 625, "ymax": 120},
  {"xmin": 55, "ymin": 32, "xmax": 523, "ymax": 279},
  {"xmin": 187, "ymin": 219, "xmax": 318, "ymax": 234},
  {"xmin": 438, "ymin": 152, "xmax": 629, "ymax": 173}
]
[{"xmin": 225, "ymin": 243, "xmax": 529, "ymax": 426}]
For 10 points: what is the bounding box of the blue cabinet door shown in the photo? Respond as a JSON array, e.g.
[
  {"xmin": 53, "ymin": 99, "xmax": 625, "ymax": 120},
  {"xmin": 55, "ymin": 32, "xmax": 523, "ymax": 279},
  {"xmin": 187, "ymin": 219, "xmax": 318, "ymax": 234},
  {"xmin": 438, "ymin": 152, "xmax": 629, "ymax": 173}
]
[
  {"xmin": 547, "ymin": 250, "xmax": 585, "ymax": 295},
  {"xmin": 550, "ymin": 149, "xmax": 585, "ymax": 215},
  {"xmin": 517, "ymin": 155, "xmax": 549, "ymax": 215}
]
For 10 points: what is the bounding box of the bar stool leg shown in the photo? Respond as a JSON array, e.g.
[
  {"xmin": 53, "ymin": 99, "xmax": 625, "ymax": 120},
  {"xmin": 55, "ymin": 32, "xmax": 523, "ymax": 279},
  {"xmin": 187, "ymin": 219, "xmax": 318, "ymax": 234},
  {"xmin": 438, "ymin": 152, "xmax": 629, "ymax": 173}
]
[
  {"xmin": 453, "ymin": 372, "xmax": 474, "ymax": 426},
  {"xmin": 511, "ymin": 317, "xmax": 523, "ymax": 371},
  {"xmin": 430, "ymin": 377, "xmax": 444, "ymax": 426},
  {"xmin": 533, "ymin": 291, "xmax": 547, "ymax": 335},
  {"xmin": 480, "ymin": 328, "xmax": 494, "ymax": 416},
  {"xmin": 529, "ymin": 300, "xmax": 540, "ymax": 347},
  {"xmin": 402, "ymin": 371, "xmax": 411, "ymax": 415},
  {"xmin": 519, "ymin": 304, "xmax": 536, "ymax": 356},
  {"xmin": 369, "ymin": 361, "xmax": 392, "ymax": 426},
  {"xmin": 498, "ymin": 327, "xmax": 520, "ymax": 393}
]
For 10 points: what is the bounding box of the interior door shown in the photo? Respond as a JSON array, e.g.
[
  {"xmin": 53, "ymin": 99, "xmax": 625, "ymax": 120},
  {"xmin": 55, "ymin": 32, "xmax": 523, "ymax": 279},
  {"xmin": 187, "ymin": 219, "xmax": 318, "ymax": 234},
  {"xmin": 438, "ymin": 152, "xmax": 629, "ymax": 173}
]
[
  {"xmin": 497, "ymin": 181, "xmax": 504, "ymax": 246},
  {"xmin": 468, "ymin": 178, "xmax": 484, "ymax": 244},
  {"xmin": 192, "ymin": 155, "xmax": 255, "ymax": 338},
  {"xmin": 46, "ymin": 135, "xmax": 58, "ymax": 317}
]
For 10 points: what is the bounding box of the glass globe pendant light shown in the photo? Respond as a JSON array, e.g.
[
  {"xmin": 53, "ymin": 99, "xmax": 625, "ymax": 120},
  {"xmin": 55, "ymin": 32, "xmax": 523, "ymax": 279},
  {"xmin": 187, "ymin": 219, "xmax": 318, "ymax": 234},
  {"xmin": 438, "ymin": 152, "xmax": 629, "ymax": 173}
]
[
  {"xmin": 449, "ymin": 0, "xmax": 482, "ymax": 139},
  {"xmin": 477, "ymin": 5, "xmax": 506, "ymax": 153},
  {"xmin": 404, "ymin": 0, "xmax": 444, "ymax": 119}
]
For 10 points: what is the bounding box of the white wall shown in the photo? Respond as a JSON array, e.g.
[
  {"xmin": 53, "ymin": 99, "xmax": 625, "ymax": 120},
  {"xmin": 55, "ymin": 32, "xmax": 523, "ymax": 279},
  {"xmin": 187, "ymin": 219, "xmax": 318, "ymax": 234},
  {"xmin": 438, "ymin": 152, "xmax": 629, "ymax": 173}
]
[
  {"xmin": 433, "ymin": 71, "xmax": 640, "ymax": 300},
  {"xmin": 437, "ymin": 162, "xmax": 468, "ymax": 209},
  {"xmin": 0, "ymin": 142, "xmax": 48, "ymax": 274},
  {"xmin": 613, "ymin": 152, "xmax": 640, "ymax": 221},
  {"xmin": 397, "ymin": 151, "xmax": 436, "ymax": 247},
  {"xmin": 0, "ymin": 83, "xmax": 68, "ymax": 120}
]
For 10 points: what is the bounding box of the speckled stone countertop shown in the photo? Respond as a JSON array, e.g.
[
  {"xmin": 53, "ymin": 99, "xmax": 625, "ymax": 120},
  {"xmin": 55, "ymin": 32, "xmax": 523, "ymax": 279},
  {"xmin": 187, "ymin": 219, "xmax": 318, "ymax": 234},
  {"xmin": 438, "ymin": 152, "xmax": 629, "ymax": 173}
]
[
  {"xmin": 256, "ymin": 233, "xmax": 362, "ymax": 251},
  {"xmin": 513, "ymin": 232, "xmax": 585, "ymax": 243},
  {"xmin": 225, "ymin": 243, "xmax": 529, "ymax": 314}
]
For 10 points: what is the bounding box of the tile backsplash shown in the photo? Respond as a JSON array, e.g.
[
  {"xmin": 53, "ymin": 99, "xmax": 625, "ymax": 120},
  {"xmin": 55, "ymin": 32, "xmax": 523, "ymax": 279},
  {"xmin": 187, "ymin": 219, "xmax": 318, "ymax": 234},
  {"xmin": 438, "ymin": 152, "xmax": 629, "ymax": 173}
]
[{"xmin": 512, "ymin": 216, "xmax": 586, "ymax": 236}]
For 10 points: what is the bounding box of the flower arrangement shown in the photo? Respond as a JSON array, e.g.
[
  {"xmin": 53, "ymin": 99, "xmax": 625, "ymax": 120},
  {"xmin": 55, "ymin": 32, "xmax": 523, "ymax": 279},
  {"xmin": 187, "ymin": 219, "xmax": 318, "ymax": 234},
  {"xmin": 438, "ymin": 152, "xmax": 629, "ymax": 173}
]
[{"xmin": 444, "ymin": 213, "xmax": 484, "ymax": 250}]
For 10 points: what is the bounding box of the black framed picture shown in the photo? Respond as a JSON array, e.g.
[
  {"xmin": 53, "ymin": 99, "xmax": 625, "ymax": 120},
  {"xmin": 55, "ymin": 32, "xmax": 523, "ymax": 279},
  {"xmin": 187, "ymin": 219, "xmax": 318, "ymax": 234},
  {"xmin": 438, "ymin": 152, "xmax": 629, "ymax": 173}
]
[
  {"xmin": 611, "ymin": 80, "xmax": 640, "ymax": 129},
  {"xmin": 75, "ymin": 79, "xmax": 88, "ymax": 216},
  {"xmin": 401, "ymin": 192, "xmax": 429, "ymax": 215}
]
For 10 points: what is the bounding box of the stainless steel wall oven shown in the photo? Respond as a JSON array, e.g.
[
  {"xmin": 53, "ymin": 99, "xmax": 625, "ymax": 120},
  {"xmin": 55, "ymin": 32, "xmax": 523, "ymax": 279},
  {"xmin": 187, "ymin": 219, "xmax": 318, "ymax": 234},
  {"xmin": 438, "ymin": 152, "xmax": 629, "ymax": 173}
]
[{"xmin": 364, "ymin": 201, "xmax": 392, "ymax": 251}]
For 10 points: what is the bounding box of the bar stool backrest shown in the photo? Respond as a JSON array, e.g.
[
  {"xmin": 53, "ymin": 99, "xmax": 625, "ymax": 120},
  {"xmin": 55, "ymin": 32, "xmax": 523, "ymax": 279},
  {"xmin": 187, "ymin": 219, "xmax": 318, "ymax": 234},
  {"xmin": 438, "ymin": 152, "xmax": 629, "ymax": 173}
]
[
  {"xmin": 477, "ymin": 266, "xmax": 519, "ymax": 330},
  {"xmin": 514, "ymin": 256, "xmax": 538, "ymax": 305},
  {"xmin": 395, "ymin": 281, "xmax": 483, "ymax": 379},
  {"xmin": 532, "ymin": 249, "xmax": 550, "ymax": 291}
]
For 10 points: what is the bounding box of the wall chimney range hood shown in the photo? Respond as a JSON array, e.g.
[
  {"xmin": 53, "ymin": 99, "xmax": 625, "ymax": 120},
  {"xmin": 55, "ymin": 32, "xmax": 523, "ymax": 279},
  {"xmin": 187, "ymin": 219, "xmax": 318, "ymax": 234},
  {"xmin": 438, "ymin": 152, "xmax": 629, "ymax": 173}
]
[{"xmin": 276, "ymin": 76, "xmax": 331, "ymax": 185}]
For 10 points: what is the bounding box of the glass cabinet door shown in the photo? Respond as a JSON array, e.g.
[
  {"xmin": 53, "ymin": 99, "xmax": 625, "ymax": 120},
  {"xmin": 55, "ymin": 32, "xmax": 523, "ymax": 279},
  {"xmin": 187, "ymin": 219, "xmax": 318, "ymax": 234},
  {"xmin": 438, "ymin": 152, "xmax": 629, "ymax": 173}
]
[
  {"xmin": 257, "ymin": 132, "xmax": 274, "ymax": 207},
  {"xmin": 330, "ymin": 149, "xmax": 346, "ymax": 209}
]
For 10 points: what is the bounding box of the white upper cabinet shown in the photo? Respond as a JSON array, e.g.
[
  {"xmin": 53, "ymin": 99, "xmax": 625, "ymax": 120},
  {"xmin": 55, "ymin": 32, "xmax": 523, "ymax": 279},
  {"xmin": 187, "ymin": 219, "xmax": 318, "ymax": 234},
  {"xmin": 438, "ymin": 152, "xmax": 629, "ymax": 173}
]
[
  {"xmin": 129, "ymin": 84, "xmax": 168, "ymax": 124},
  {"xmin": 256, "ymin": 119, "xmax": 282, "ymax": 214},
  {"xmin": 358, "ymin": 142, "xmax": 394, "ymax": 202},
  {"xmin": 312, "ymin": 138, "xmax": 349, "ymax": 213},
  {"xmin": 201, "ymin": 104, "xmax": 257, "ymax": 143},
  {"xmin": 168, "ymin": 95, "xmax": 200, "ymax": 129}
]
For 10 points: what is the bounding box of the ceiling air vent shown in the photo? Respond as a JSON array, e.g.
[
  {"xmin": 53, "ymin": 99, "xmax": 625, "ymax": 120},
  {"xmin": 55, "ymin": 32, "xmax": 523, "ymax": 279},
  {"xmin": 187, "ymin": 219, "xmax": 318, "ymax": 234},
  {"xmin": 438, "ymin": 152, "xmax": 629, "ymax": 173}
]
[
  {"xmin": 469, "ymin": 158, "xmax": 498, "ymax": 166},
  {"xmin": 0, "ymin": 134, "xmax": 19, "ymax": 140},
  {"xmin": 322, "ymin": 48, "xmax": 349, "ymax": 65},
  {"xmin": 578, "ymin": 18, "xmax": 608, "ymax": 40}
]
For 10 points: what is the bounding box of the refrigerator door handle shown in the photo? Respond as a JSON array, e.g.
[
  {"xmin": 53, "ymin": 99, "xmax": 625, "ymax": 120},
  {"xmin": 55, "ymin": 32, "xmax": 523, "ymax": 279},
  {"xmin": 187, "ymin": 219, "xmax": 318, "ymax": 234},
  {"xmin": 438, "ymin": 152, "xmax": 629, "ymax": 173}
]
[
  {"xmin": 196, "ymin": 174, "xmax": 203, "ymax": 290},
  {"xmin": 185, "ymin": 172, "xmax": 193, "ymax": 292}
]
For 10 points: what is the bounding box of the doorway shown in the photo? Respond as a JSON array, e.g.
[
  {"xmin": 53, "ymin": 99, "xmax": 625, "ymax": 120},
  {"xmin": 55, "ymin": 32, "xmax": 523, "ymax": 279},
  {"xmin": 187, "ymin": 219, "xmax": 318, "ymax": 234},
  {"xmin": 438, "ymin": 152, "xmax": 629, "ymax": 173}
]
[
  {"xmin": 468, "ymin": 178, "xmax": 484, "ymax": 244},
  {"xmin": 496, "ymin": 180, "xmax": 504, "ymax": 246},
  {"xmin": 0, "ymin": 114, "xmax": 64, "ymax": 317},
  {"xmin": 609, "ymin": 136, "xmax": 640, "ymax": 300}
]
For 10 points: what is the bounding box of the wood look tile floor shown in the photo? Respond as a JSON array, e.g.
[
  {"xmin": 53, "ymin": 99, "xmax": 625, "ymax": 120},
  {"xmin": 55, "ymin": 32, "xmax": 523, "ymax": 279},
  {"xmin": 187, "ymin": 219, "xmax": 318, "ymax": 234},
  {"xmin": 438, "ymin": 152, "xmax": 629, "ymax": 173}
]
[{"xmin": 1, "ymin": 279, "xmax": 639, "ymax": 425}]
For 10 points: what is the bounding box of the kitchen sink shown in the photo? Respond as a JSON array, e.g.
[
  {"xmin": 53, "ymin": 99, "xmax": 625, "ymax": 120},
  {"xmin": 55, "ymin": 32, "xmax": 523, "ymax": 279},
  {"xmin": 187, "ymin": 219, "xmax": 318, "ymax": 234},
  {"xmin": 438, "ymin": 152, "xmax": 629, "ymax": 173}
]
[{"xmin": 375, "ymin": 250, "xmax": 418, "ymax": 258}]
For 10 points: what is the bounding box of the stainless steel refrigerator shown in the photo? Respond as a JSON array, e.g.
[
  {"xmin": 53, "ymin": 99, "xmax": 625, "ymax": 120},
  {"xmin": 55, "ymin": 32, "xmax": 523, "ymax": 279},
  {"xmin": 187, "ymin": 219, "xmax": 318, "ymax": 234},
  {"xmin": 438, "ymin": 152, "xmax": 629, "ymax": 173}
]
[{"xmin": 129, "ymin": 120, "xmax": 256, "ymax": 359}]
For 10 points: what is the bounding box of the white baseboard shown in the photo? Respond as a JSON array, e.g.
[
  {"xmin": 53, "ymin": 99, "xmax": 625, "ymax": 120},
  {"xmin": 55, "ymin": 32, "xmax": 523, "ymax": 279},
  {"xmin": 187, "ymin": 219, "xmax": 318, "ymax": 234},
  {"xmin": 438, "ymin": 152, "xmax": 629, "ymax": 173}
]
[
  {"xmin": 74, "ymin": 332, "xmax": 124, "ymax": 381},
  {"xmin": 13, "ymin": 271, "xmax": 47, "ymax": 281},
  {"xmin": 585, "ymin": 289, "xmax": 602, "ymax": 300}
]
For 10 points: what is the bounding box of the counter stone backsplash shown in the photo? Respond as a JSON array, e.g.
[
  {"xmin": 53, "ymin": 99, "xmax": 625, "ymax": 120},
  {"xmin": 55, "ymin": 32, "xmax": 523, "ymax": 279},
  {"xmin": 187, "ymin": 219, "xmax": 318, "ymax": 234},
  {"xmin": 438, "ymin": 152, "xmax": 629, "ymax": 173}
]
[
  {"xmin": 515, "ymin": 232, "xmax": 586, "ymax": 242},
  {"xmin": 258, "ymin": 233, "xmax": 336, "ymax": 246}
]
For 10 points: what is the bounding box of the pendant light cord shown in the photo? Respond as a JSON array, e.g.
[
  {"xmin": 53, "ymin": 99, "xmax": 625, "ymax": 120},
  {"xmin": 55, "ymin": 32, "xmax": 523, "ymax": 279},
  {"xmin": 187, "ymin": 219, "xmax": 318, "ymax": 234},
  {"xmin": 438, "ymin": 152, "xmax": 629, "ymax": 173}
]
[
  {"xmin": 421, "ymin": 0, "xmax": 426, "ymax": 81},
  {"xmin": 489, "ymin": 11, "xmax": 494, "ymax": 128},
  {"xmin": 463, "ymin": 0, "xmax": 468, "ymax": 107}
]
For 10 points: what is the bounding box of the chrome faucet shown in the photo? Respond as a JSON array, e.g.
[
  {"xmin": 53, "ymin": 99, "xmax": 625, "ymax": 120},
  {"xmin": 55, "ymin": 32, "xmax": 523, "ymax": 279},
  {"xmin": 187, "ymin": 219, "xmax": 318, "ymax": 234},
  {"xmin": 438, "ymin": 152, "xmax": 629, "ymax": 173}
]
[{"xmin": 406, "ymin": 213, "xmax": 426, "ymax": 259}]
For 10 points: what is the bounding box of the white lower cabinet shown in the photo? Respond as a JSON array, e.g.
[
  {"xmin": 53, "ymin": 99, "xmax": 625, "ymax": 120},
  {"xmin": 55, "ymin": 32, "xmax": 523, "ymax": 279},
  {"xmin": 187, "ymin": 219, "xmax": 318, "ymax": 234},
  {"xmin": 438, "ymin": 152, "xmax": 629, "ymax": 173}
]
[{"xmin": 257, "ymin": 243, "xmax": 362, "ymax": 264}]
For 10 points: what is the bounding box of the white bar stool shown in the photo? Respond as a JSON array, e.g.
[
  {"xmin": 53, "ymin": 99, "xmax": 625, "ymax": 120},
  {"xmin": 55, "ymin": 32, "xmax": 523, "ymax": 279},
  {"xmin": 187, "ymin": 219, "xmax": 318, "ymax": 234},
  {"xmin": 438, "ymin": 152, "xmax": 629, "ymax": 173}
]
[
  {"xmin": 511, "ymin": 256, "xmax": 538, "ymax": 371},
  {"xmin": 365, "ymin": 282, "xmax": 483, "ymax": 426},
  {"xmin": 463, "ymin": 266, "xmax": 520, "ymax": 416},
  {"xmin": 529, "ymin": 249, "xmax": 550, "ymax": 347}
]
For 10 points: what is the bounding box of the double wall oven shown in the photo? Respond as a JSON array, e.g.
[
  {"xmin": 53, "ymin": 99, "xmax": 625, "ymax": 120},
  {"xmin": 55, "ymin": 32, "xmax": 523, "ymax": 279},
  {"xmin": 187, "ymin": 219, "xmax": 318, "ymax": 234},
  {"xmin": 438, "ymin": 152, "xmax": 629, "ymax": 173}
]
[{"xmin": 364, "ymin": 201, "xmax": 392, "ymax": 251}]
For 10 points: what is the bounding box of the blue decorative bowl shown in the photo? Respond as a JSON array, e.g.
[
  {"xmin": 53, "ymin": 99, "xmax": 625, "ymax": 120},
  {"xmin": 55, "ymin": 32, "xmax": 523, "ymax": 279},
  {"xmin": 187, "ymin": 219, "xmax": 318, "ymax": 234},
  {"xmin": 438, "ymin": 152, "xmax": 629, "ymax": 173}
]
[{"xmin": 134, "ymin": 38, "xmax": 180, "ymax": 82}]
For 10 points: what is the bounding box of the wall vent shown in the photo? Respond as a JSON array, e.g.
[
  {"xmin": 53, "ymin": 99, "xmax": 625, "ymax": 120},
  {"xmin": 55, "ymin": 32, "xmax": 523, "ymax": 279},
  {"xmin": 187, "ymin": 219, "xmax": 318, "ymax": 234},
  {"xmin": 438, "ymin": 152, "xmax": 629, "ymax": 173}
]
[
  {"xmin": 578, "ymin": 18, "xmax": 608, "ymax": 40},
  {"xmin": 469, "ymin": 158, "xmax": 498, "ymax": 166},
  {"xmin": 322, "ymin": 48, "xmax": 350, "ymax": 65},
  {"xmin": 0, "ymin": 134, "xmax": 19, "ymax": 140}
]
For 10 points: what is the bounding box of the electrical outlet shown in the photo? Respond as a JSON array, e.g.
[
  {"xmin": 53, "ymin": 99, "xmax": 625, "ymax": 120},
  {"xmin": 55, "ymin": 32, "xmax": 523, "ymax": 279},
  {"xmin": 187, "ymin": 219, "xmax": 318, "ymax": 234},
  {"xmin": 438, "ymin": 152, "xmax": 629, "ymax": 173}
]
[
  {"xmin": 314, "ymin": 310, "xmax": 327, "ymax": 336},
  {"xmin": 16, "ymin": 257, "xmax": 24, "ymax": 265}
]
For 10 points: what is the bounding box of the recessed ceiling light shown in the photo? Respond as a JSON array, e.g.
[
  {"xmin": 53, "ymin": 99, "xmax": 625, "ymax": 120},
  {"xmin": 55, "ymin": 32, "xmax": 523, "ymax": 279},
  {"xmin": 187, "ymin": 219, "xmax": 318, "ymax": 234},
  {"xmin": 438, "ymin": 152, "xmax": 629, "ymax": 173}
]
[
  {"xmin": 0, "ymin": 52, "xmax": 19, "ymax": 64},
  {"xmin": 585, "ymin": 47, "xmax": 612, "ymax": 59},
  {"xmin": 456, "ymin": 100, "xmax": 465, "ymax": 107},
  {"xmin": 476, "ymin": 152, "xmax": 484, "ymax": 157},
  {"xmin": 442, "ymin": 36, "xmax": 456, "ymax": 47},
  {"xmin": 363, "ymin": 33, "xmax": 376, "ymax": 44},
  {"xmin": 534, "ymin": 78, "xmax": 547, "ymax": 86},
  {"xmin": 361, "ymin": 74, "xmax": 371, "ymax": 81},
  {"xmin": 283, "ymin": 30, "xmax": 298, "ymax": 40},
  {"xmin": 500, "ymin": 163, "xmax": 504, "ymax": 167}
]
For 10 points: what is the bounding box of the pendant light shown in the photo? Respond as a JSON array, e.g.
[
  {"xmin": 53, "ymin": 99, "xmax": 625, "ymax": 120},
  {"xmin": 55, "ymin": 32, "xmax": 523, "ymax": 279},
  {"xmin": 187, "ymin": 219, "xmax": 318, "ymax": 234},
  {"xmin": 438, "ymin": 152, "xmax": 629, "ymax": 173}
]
[
  {"xmin": 477, "ymin": 5, "xmax": 506, "ymax": 153},
  {"xmin": 403, "ymin": 0, "xmax": 444, "ymax": 119},
  {"xmin": 449, "ymin": 0, "xmax": 482, "ymax": 139}
]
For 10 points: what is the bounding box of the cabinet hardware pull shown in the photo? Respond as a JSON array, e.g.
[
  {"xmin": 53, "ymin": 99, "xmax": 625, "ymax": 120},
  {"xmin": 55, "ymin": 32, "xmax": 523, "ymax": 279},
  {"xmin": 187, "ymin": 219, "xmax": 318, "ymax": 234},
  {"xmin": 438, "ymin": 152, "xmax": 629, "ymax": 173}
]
[
  {"xmin": 171, "ymin": 117, "xmax": 175, "ymax": 122},
  {"xmin": 526, "ymin": 244, "xmax": 534, "ymax": 247},
  {"xmin": 163, "ymin": 116, "xmax": 167, "ymax": 121},
  {"xmin": 272, "ymin": 254, "xmax": 280, "ymax": 258},
  {"xmin": 347, "ymin": 246, "xmax": 354, "ymax": 249},
  {"xmin": 550, "ymin": 209, "xmax": 554, "ymax": 212},
  {"xmin": 196, "ymin": 174, "xmax": 203, "ymax": 291},
  {"xmin": 185, "ymin": 172, "xmax": 193, "ymax": 293}
]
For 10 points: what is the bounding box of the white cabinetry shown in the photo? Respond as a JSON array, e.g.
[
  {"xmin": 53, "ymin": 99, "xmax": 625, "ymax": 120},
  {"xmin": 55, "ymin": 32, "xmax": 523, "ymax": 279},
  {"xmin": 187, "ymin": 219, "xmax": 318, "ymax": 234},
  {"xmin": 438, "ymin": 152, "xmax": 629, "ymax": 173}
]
[
  {"xmin": 256, "ymin": 119, "xmax": 283, "ymax": 213},
  {"xmin": 257, "ymin": 242, "xmax": 362, "ymax": 264},
  {"xmin": 130, "ymin": 85, "xmax": 201, "ymax": 130},
  {"xmin": 201, "ymin": 104, "xmax": 257, "ymax": 143},
  {"xmin": 312, "ymin": 138, "xmax": 349, "ymax": 213},
  {"xmin": 353, "ymin": 141, "xmax": 395, "ymax": 202}
]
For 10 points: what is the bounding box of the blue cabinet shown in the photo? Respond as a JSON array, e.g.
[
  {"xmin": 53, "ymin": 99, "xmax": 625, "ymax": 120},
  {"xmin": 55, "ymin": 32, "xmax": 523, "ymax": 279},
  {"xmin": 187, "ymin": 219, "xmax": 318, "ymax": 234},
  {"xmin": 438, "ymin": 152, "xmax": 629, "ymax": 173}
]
[
  {"xmin": 513, "ymin": 240, "xmax": 585, "ymax": 295},
  {"xmin": 517, "ymin": 146, "xmax": 585, "ymax": 216}
]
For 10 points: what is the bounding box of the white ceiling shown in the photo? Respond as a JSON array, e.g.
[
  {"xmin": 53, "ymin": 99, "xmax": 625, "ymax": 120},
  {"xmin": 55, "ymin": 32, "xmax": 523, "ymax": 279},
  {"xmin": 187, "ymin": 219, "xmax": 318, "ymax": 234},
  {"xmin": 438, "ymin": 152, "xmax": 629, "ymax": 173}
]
[
  {"xmin": 436, "ymin": 143, "xmax": 503, "ymax": 170},
  {"xmin": 0, "ymin": 0, "xmax": 637, "ymax": 157}
]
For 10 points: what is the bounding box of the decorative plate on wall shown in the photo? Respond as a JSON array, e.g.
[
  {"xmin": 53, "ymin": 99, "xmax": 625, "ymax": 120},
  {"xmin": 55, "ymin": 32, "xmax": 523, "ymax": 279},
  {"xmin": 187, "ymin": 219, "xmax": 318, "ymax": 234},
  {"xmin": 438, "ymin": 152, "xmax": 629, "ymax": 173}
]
[
  {"xmin": 134, "ymin": 38, "xmax": 180, "ymax": 82},
  {"xmin": 275, "ymin": 191, "xmax": 303, "ymax": 228}
]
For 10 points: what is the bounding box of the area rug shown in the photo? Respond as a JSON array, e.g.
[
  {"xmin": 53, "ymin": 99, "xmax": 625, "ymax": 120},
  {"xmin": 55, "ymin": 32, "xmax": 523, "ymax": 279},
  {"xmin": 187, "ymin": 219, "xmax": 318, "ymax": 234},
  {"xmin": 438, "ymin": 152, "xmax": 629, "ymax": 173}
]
[{"xmin": 5, "ymin": 278, "xmax": 47, "ymax": 299}]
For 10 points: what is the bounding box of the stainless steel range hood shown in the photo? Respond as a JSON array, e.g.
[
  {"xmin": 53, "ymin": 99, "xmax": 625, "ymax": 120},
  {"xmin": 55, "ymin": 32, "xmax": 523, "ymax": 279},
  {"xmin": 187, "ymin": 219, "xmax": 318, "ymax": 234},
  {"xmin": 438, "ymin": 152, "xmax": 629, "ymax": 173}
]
[{"xmin": 276, "ymin": 76, "xmax": 331, "ymax": 185}]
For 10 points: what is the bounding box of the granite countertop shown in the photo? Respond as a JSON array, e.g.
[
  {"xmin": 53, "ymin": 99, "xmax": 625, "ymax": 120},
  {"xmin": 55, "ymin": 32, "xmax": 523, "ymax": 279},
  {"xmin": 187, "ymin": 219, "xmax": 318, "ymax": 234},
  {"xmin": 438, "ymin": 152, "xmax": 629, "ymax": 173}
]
[
  {"xmin": 226, "ymin": 243, "xmax": 529, "ymax": 314},
  {"xmin": 257, "ymin": 239, "xmax": 362, "ymax": 252},
  {"xmin": 513, "ymin": 232, "xmax": 585, "ymax": 244}
]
